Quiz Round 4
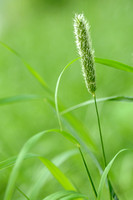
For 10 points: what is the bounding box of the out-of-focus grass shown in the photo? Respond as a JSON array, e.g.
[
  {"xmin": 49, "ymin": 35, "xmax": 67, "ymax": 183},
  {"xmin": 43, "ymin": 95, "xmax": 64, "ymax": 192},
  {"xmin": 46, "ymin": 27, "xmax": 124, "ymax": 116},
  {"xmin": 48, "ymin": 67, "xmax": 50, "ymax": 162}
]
[{"xmin": 0, "ymin": 0, "xmax": 133, "ymax": 199}]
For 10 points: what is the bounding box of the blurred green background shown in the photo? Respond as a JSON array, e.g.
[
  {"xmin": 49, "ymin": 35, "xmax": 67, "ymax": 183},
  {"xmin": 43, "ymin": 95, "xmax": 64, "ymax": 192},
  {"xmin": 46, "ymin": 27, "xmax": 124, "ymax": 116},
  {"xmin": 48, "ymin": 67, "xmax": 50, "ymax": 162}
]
[{"xmin": 0, "ymin": 0, "xmax": 133, "ymax": 199}]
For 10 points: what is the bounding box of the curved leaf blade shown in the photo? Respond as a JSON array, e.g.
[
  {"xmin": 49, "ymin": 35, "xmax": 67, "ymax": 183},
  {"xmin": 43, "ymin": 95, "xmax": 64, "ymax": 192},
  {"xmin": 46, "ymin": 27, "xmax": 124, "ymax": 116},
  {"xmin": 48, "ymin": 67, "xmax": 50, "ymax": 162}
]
[
  {"xmin": 0, "ymin": 95, "xmax": 43, "ymax": 106},
  {"xmin": 55, "ymin": 57, "xmax": 80, "ymax": 130},
  {"xmin": 29, "ymin": 150, "xmax": 78, "ymax": 200},
  {"xmin": 61, "ymin": 193, "xmax": 88, "ymax": 200},
  {"xmin": 61, "ymin": 96, "xmax": 133, "ymax": 115},
  {"xmin": 55, "ymin": 58, "xmax": 79, "ymax": 130},
  {"xmin": 95, "ymin": 58, "xmax": 133, "ymax": 73},
  {"xmin": 97, "ymin": 149, "xmax": 127, "ymax": 200},
  {"xmin": 42, "ymin": 190, "xmax": 88, "ymax": 200},
  {"xmin": 0, "ymin": 41, "xmax": 52, "ymax": 93},
  {"xmin": 40, "ymin": 157, "xmax": 75, "ymax": 191},
  {"xmin": 4, "ymin": 129, "xmax": 79, "ymax": 200},
  {"xmin": 47, "ymin": 98, "xmax": 102, "ymax": 175},
  {"xmin": 0, "ymin": 153, "xmax": 38, "ymax": 170}
]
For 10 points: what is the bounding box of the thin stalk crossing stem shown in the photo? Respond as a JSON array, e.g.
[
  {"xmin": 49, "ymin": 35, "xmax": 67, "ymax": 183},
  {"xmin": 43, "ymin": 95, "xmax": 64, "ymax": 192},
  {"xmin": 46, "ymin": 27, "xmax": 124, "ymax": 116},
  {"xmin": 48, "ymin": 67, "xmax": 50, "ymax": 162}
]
[
  {"xmin": 79, "ymin": 147, "xmax": 97, "ymax": 198},
  {"xmin": 93, "ymin": 94, "xmax": 112, "ymax": 200}
]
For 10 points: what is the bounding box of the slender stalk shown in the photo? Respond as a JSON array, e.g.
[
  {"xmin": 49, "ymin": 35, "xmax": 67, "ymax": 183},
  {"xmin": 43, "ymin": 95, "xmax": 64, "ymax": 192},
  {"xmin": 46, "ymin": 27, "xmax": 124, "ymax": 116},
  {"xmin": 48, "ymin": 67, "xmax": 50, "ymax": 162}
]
[
  {"xmin": 93, "ymin": 94, "xmax": 112, "ymax": 200},
  {"xmin": 93, "ymin": 94, "xmax": 106, "ymax": 167},
  {"xmin": 16, "ymin": 185, "xmax": 30, "ymax": 200},
  {"xmin": 79, "ymin": 147, "xmax": 97, "ymax": 198}
]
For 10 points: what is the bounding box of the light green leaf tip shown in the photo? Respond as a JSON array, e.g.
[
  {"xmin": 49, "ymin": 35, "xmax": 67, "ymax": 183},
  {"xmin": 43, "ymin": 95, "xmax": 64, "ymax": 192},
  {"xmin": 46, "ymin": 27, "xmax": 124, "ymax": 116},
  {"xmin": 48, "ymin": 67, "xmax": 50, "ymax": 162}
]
[
  {"xmin": 95, "ymin": 57, "xmax": 133, "ymax": 73},
  {"xmin": 97, "ymin": 149, "xmax": 127, "ymax": 200},
  {"xmin": 40, "ymin": 157, "xmax": 76, "ymax": 191}
]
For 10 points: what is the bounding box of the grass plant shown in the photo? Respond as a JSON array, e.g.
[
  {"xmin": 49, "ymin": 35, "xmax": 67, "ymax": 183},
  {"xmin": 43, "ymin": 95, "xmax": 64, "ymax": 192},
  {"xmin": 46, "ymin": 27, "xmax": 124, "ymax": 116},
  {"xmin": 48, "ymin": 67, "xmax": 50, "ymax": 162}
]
[{"xmin": 0, "ymin": 13, "xmax": 133, "ymax": 200}]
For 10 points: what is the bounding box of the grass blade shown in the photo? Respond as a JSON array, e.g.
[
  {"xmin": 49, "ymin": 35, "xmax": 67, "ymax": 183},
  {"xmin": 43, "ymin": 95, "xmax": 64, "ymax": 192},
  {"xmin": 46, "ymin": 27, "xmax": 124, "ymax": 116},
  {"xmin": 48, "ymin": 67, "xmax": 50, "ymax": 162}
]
[
  {"xmin": 0, "ymin": 97, "xmax": 101, "ymax": 196},
  {"xmin": 16, "ymin": 186, "xmax": 30, "ymax": 200},
  {"xmin": 61, "ymin": 96, "xmax": 133, "ymax": 115},
  {"xmin": 49, "ymin": 56, "xmax": 98, "ymax": 151},
  {"xmin": 47, "ymin": 97, "xmax": 98, "ymax": 152},
  {"xmin": 97, "ymin": 149, "xmax": 127, "ymax": 200},
  {"xmin": 0, "ymin": 153, "xmax": 38, "ymax": 170},
  {"xmin": 0, "ymin": 48, "xmax": 103, "ymax": 195},
  {"xmin": 79, "ymin": 148, "xmax": 97, "ymax": 198},
  {"xmin": 42, "ymin": 190, "xmax": 88, "ymax": 200},
  {"xmin": 0, "ymin": 95, "xmax": 44, "ymax": 106},
  {"xmin": 4, "ymin": 129, "xmax": 79, "ymax": 200},
  {"xmin": 39, "ymin": 157, "xmax": 76, "ymax": 191},
  {"xmin": 61, "ymin": 192, "xmax": 88, "ymax": 200},
  {"xmin": 29, "ymin": 150, "xmax": 78, "ymax": 200},
  {"xmin": 0, "ymin": 41, "xmax": 52, "ymax": 93},
  {"xmin": 0, "ymin": 47, "xmax": 100, "ymax": 167},
  {"xmin": 0, "ymin": 44, "xmax": 99, "ymax": 163},
  {"xmin": 55, "ymin": 57, "xmax": 80, "ymax": 130},
  {"xmin": 61, "ymin": 130, "xmax": 80, "ymax": 146},
  {"xmin": 47, "ymin": 98, "xmax": 103, "ymax": 176},
  {"xmin": 95, "ymin": 57, "xmax": 133, "ymax": 73}
]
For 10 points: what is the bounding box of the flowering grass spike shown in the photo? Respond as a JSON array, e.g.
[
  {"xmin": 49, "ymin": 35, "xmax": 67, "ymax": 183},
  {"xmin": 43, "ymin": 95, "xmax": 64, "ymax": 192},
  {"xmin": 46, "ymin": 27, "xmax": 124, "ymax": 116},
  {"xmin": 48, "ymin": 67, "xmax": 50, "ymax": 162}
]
[{"xmin": 74, "ymin": 14, "xmax": 96, "ymax": 95}]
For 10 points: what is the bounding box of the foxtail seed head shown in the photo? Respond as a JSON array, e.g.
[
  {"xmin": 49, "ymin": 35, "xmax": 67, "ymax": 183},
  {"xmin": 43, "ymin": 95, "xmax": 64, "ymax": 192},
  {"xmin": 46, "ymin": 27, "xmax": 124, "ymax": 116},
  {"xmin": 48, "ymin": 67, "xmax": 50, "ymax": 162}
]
[{"xmin": 74, "ymin": 14, "xmax": 96, "ymax": 95}]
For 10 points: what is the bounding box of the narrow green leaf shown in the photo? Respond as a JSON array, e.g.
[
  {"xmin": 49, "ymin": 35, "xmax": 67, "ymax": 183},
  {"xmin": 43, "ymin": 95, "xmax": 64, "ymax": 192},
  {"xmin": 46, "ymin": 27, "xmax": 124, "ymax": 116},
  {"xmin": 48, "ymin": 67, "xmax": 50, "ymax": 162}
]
[
  {"xmin": 43, "ymin": 190, "xmax": 72, "ymax": 200},
  {"xmin": 47, "ymin": 97, "xmax": 98, "ymax": 152},
  {"xmin": 0, "ymin": 42, "xmax": 95, "ymax": 159},
  {"xmin": 0, "ymin": 41, "xmax": 52, "ymax": 93},
  {"xmin": 0, "ymin": 153, "xmax": 38, "ymax": 170},
  {"xmin": 61, "ymin": 193, "xmax": 88, "ymax": 200},
  {"xmin": 61, "ymin": 96, "xmax": 133, "ymax": 115},
  {"xmin": 0, "ymin": 95, "xmax": 43, "ymax": 105},
  {"xmin": 29, "ymin": 150, "xmax": 78, "ymax": 200},
  {"xmin": 62, "ymin": 112, "xmax": 98, "ymax": 151},
  {"xmin": 0, "ymin": 46, "xmax": 102, "ymax": 196},
  {"xmin": 97, "ymin": 149, "xmax": 127, "ymax": 200},
  {"xmin": 40, "ymin": 157, "xmax": 75, "ymax": 191},
  {"xmin": 61, "ymin": 130, "xmax": 80, "ymax": 146},
  {"xmin": 95, "ymin": 57, "xmax": 133, "ymax": 73},
  {"xmin": 55, "ymin": 57, "xmax": 80, "ymax": 130},
  {"xmin": 79, "ymin": 148, "xmax": 97, "ymax": 198},
  {"xmin": 42, "ymin": 190, "xmax": 88, "ymax": 200},
  {"xmin": 47, "ymin": 98, "xmax": 102, "ymax": 175},
  {"xmin": 47, "ymin": 55, "xmax": 98, "ymax": 152},
  {"xmin": 16, "ymin": 186, "xmax": 30, "ymax": 200},
  {"xmin": 4, "ymin": 129, "xmax": 79, "ymax": 200},
  {"xmin": 0, "ymin": 46, "xmax": 101, "ymax": 174}
]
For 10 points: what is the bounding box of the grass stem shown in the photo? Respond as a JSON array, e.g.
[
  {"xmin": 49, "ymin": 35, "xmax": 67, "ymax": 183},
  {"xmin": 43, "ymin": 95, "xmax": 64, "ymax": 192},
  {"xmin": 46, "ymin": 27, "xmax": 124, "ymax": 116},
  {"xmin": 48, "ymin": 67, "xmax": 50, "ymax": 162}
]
[
  {"xmin": 93, "ymin": 94, "xmax": 107, "ymax": 167},
  {"xmin": 93, "ymin": 94, "xmax": 112, "ymax": 200},
  {"xmin": 79, "ymin": 147, "xmax": 97, "ymax": 198},
  {"xmin": 16, "ymin": 186, "xmax": 30, "ymax": 200}
]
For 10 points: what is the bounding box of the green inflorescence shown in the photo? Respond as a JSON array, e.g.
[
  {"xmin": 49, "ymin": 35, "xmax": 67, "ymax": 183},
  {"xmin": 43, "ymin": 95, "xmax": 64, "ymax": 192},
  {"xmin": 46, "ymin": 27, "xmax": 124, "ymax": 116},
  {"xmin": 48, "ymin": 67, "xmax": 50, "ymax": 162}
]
[{"xmin": 74, "ymin": 13, "xmax": 96, "ymax": 95}]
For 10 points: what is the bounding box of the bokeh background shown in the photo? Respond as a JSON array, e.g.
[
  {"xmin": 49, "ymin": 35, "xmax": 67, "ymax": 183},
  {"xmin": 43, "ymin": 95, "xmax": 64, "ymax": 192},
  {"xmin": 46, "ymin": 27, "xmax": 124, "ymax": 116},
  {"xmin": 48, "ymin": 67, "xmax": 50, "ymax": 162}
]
[{"xmin": 0, "ymin": 0, "xmax": 133, "ymax": 199}]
